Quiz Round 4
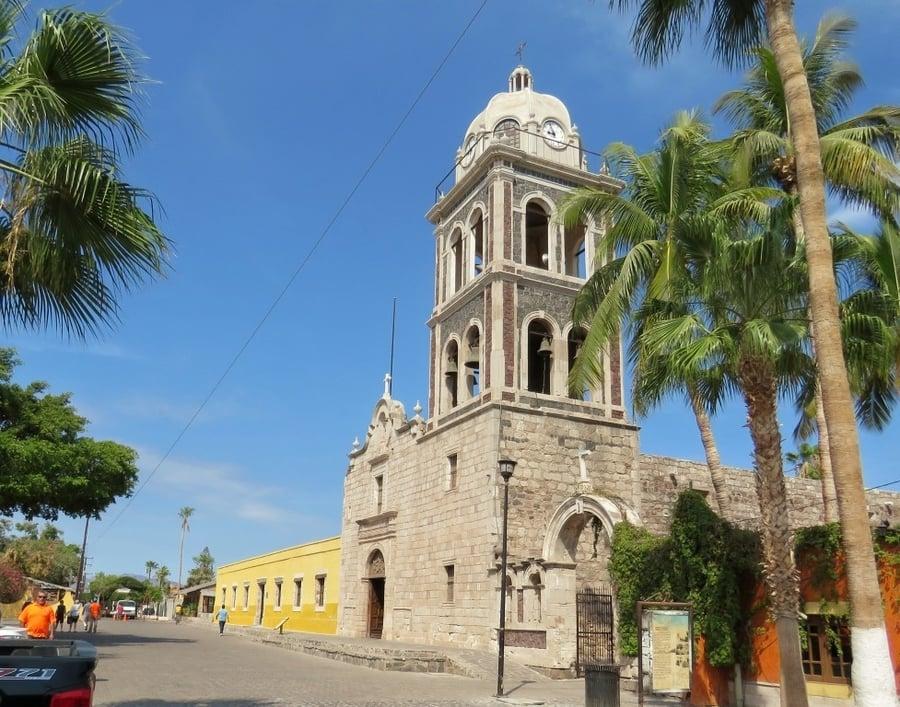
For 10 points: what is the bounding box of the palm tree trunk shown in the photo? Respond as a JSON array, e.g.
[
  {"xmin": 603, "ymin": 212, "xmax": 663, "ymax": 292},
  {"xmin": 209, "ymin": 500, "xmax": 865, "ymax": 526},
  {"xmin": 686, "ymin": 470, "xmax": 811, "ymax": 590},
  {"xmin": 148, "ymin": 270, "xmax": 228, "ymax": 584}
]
[
  {"xmin": 813, "ymin": 382, "xmax": 839, "ymax": 523},
  {"xmin": 177, "ymin": 527, "xmax": 185, "ymax": 591},
  {"xmin": 688, "ymin": 390, "xmax": 729, "ymax": 516},
  {"xmin": 739, "ymin": 356, "xmax": 808, "ymax": 707},
  {"xmin": 765, "ymin": 4, "xmax": 895, "ymax": 704},
  {"xmin": 789, "ymin": 202, "xmax": 840, "ymax": 526}
]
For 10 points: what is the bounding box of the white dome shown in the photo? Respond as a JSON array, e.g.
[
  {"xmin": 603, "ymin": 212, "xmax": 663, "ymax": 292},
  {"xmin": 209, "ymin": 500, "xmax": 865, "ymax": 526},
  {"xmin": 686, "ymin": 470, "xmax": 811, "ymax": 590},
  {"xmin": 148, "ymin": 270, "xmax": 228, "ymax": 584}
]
[
  {"xmin": 463, "ymin": 67, "xmax": 573, "ymax": 141},
  {"xmin": 455, "ymin": 67, "xmax": 583, "ymax": 178}
]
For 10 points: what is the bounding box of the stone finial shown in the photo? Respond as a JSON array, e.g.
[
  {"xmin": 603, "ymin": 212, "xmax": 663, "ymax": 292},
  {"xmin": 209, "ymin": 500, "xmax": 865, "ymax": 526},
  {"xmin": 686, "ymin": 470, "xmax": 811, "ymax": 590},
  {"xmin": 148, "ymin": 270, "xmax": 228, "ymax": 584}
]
[
  {"xmin": 413, "ymin": 401, "xmax": 422, "ymax": 418},
  {"xmin": 351, "ymin": 436, "xmax": 360, "ymax": 452},
  {"xmin": 383, "ymin": 373, "xmax": 392, "ymax": 400},
  {"xmin": 599, "ymin": 160, "xmax": 610, "ymax": 175}
]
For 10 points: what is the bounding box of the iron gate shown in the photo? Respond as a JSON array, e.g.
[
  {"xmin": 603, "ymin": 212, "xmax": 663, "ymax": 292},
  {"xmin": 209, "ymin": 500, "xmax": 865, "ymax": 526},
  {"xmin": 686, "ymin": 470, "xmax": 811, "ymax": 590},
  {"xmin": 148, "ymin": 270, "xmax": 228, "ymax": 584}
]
[{"xmin": 576, "ymin": 586, "xmax": 615, "ymax": 676}]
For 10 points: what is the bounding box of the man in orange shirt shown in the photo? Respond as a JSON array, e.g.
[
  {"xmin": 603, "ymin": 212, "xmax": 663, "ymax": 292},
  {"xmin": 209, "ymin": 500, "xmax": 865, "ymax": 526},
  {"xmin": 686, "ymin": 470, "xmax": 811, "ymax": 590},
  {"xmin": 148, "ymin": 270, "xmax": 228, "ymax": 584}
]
[{"xmin": 18, "ymin": 592, "xmax": 55, "ymax": 639}]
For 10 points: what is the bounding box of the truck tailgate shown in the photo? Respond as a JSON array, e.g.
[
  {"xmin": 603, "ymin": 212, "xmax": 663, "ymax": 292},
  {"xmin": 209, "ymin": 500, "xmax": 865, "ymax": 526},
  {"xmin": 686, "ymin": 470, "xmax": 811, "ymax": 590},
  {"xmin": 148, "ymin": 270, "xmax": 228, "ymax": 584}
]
[{"xmin": 0, "ymin": 639, "xmax": 97, "ymax": 705}]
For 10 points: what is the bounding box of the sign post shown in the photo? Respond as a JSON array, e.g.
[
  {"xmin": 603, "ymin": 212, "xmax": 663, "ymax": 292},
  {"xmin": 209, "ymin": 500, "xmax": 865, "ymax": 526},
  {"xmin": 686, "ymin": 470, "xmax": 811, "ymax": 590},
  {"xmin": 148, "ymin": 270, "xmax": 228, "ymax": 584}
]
[{"xmin": 636, "ymin": 601, "xmax": 693, "ymax": 707}]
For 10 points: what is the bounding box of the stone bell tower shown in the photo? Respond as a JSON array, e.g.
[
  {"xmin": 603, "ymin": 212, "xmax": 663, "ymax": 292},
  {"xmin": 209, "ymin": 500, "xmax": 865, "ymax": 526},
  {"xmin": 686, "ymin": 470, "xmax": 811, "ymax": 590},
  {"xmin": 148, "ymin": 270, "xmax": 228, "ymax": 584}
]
[{"xmin": 425, "ymin": 65, "xmax": 626, "ymax": 426}]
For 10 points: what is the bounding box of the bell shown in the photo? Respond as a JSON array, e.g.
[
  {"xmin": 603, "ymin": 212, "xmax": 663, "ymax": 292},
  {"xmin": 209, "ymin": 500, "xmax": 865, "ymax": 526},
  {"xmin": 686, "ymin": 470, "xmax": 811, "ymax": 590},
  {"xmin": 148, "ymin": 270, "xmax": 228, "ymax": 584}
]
[
  {"xmin": 538, "ymin": 337, "xmax": 553, "ymax": 357},
  {"xmin": 464, "ymin": 344, "xmax": 480, "ymax": 368},
  {"xmin": 445, "ymin": 358, "xmax": 458, "ymax": 376}
]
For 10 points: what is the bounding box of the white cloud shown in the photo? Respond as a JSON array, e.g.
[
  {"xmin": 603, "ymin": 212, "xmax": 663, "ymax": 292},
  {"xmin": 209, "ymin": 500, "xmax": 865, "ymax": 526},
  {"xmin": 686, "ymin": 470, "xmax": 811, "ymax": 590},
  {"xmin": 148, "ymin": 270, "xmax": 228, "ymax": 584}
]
[{"xmin": 136, "ymin": 447, "xmax": 290, "ymax": 525}]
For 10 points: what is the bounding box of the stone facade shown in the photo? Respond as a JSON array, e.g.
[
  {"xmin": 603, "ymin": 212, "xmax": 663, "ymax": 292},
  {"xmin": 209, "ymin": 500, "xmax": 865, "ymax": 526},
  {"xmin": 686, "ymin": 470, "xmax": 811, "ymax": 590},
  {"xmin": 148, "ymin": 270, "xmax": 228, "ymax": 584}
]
[{"xmin": 338, "ymin": 66, "xmax": 900, "ymax": 676}]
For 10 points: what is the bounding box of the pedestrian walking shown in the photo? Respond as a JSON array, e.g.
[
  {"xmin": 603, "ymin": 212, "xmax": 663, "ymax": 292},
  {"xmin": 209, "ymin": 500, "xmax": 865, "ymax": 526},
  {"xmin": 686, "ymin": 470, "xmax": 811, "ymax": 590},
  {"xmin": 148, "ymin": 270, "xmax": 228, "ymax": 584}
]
[
  {"xmin": 18, "ymin": 592, "xmax": 55, "ymax": 639},
  {"xmin": 216, "ymin": 605, "xmax": 228, "ymax": 636},
  {"xmin": 67, "ymin": 601, "xmax": 81, "ymax": 632},
  {"xmin": 54, "ymin": 600, "xmax": 65, "ymax": 631},
  {"xmin": 85, "ymin": 599, "xmax": 101, "ymax": 633}
]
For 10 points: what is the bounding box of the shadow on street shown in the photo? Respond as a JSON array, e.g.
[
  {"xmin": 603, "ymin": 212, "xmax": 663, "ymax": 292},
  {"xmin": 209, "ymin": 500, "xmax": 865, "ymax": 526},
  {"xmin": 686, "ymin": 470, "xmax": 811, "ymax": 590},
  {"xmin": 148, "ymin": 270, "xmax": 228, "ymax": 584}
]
[
  {"xmin": 75, "ymin": 631, "xmax": 196, "ymax": 647},
  {"xmin": 97, "ymin": 702, "xmax": 286, "ymax": 706}
]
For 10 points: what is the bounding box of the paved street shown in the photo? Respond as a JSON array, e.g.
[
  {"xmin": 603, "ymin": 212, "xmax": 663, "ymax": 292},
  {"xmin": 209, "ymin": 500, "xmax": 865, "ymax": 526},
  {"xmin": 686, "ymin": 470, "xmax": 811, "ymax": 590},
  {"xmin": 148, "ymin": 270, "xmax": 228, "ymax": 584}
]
[{"xmin": 70, "ymin": 619, "xmax": 590, "ymax": 706}]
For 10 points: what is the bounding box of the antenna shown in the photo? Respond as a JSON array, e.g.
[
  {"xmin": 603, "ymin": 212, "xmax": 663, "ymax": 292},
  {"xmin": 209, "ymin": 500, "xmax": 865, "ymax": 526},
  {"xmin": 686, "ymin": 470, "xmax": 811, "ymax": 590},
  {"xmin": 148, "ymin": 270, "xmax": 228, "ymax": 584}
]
[{"xmin": 389, "ymin": 298, "xmax": 397, "ymax": 396}]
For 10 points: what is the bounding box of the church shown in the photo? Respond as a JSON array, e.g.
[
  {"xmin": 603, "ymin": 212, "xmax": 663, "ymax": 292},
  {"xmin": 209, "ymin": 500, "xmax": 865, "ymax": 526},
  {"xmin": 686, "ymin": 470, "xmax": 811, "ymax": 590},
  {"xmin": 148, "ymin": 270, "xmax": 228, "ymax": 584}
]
[{"xmin": 336, "ymin": 66, "xmax": 897, "ymax": 681}]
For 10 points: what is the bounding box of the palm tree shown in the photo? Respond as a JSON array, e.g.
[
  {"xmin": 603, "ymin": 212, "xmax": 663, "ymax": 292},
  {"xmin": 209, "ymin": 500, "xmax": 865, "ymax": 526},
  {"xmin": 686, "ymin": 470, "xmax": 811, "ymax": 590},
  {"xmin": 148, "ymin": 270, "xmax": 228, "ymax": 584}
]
[
  {"xmin": 0, "ymin": 6, "xmax": 169, "ymax": 338},
  {"xmin": 785, "ymin": 443, "xmax": 820, "ymax": 479},
  {"xmin": 638, "ymin": 216, "xmax": 815, "ymax": 706},
  {"xmin": 608, "ymin": 3, "xmax": 895, "ymax": 701},
  {"xmin": 155, "ymin": 565, "xmax": 170, "ymax": 591},
  {"xmin": 561, "ymin": 112, "xmax": 777, "ymax": 515},
  {"xmin": 144, "ymin": 560, "xmax": 158, "ymax": 581},
  {"xmin": 176, "ymin": 507, "xmax": 194, "ymax": 591},
  {"xmin": 715, "ymin": 14, "xmax": 900, "ymax": 524}
]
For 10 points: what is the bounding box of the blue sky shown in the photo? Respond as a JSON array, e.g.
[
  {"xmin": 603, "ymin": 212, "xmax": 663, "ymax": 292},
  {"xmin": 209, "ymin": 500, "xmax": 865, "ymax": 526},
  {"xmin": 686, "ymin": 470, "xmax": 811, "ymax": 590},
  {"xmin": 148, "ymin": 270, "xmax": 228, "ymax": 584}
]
[{"xmin": 6, "ymin": 1, "xmax": 899, "ymax": 580}]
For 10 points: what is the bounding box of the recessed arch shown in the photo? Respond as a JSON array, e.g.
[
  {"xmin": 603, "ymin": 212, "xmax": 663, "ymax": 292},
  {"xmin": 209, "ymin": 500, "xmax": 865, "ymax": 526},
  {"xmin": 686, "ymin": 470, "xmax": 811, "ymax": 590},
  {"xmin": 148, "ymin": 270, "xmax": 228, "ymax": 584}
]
[
  {"xmin": 461, "ymin": 321, "xmax": 482, "ymax": 401},
  {"xmin": 467, "ymin": 205, "xmax": 487, "ymax": 277},
  {"xmin": 520, "ymin": 312, "xmax": 561, "ymax": 394},
  {"xmin": 542, "ymin": 495, "xmax": 641, "ymax": 564},
  {"xmin": 442, "ymin": 336, "xmax": 461, "ymax": 413}
]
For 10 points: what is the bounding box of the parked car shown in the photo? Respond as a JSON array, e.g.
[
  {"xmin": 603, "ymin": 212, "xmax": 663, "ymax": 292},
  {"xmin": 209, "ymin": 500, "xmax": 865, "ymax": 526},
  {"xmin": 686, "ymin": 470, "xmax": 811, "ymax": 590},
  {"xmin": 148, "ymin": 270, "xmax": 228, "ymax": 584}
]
[{"xmin": 114, "ymin": 599, "xmax": 137, "ymax": 620}]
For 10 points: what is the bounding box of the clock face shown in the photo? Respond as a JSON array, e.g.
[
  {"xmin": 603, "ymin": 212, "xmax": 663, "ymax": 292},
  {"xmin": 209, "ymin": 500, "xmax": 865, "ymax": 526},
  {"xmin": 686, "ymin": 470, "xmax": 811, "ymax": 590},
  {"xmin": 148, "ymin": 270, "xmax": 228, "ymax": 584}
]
[
  {"xmin": 542, "ymin": 120, "xmax": 566, "ymax": 148},
  {"xmin": 461, "ymin": 134, "xmax": 477, "ymax": 166}
]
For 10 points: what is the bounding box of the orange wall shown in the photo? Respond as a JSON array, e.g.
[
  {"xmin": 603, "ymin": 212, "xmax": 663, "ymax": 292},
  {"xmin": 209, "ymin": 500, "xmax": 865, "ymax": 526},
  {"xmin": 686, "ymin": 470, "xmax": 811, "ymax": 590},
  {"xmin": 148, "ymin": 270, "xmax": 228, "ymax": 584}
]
[{"xmin": 688, "ymin": 544, "xmax": 900, "ymax": 705}]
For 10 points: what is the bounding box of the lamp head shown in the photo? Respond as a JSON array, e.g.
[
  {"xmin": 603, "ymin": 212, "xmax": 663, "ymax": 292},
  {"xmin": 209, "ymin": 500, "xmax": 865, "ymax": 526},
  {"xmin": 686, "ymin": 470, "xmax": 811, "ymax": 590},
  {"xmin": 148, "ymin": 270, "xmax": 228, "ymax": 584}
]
[{"xmin": 498, "ymin": 458, "xmax": 516, "ymax": 482}]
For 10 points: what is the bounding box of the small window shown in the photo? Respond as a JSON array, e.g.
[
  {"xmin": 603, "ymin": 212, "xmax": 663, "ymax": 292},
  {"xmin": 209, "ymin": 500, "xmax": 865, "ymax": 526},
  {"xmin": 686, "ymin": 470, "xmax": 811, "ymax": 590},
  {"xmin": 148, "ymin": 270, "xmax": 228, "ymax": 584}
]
[
  {"xmin": 243, "ymin": 585, "xmax": 249, "ymax": 610},
  {"xmin": 801, "ymin": 615, "xmax": 852, "ymax": 683},
  {"xmin": 375, "ymin": 474, "xmax": 384, "ymax": 514},
  {"xmin": 231, "ymin": 585, "xmax": 237, "ymax": 610},
  {"xmin": 444, "ymin": 340, "xmax": 459, "ymax": 411},
  {"xmin": 221, "ymin": 587, "xmax": 226, "ymax": 605},
  {"xmin": 448, "ymin": 454, "xmax": 458, "ymax": 491},
  {"xmin": 445, "ymin": 565, "xmax": 455, "ymax": 602},
  {"xmin": 315, "ymin": 575, "xmax": 326, "ymax": 609},
  {"xmin": 450, "ymin": 230, "xmax": 464, "ymax": 293},
  {"xmin": 463, "ymin": 326, "xmax": 480, "ymax": 399},
  {"xmin": 529, "ymin": 574, "xmax": 542, "ymax": 623},
  {"xmin": 274, "ymin": 581, "xmax": 282, "ymax": 610},
  {"xmin": 472, "ymin": 215, "xmax": 485, "ymax": 275},
  {"xmin": 293, "ymin": 579, "xmax": 302, "ymax": 609}
]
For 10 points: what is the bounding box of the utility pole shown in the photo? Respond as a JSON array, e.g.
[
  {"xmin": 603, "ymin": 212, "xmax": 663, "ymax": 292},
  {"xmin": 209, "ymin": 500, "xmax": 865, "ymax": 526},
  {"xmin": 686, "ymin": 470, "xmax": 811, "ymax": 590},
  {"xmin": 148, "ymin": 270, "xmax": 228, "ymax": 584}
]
[{"xmin": 74, "ymin": 517, "xmax": 90, "ymax": 598}]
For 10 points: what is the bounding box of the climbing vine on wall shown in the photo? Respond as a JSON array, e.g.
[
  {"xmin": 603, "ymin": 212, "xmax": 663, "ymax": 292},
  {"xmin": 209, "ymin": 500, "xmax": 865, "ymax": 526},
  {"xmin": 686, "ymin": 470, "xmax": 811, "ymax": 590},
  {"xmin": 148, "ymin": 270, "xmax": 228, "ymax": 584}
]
[{"xmin": 609, "ymin": 490, "xmax": 760, "ymax": 666}]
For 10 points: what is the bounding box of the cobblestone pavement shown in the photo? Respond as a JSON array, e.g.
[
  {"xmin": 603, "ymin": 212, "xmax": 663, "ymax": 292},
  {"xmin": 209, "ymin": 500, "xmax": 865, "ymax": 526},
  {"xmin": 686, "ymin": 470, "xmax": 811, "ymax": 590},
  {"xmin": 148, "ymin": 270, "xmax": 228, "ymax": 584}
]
[{"xmin": 76, "ymin": 619, "xmax": 596, "ymax": 706}]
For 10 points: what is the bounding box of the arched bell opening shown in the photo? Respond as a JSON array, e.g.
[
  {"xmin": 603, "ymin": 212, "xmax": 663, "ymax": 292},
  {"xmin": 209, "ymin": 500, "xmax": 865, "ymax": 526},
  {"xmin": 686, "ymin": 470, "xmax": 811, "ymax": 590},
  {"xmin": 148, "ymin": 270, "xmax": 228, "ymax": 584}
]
[
  {"xmin": 526, "ymin": 320, "xmax": 553, "ymax": 394},
  {"xmin": 567, "ymin": 327, "xmax": 591, "ymax": 402},
  {"xmin": 463, "ymin": 325, "xmax": 481, "ymax": 400},
  {"xmin": 443, "ymin": 340, "xmax": 459, "ymax": 412},
  {"xmin": 565, "ymin": 222, "xmax": 587, "ymax": 278},
  {"xmin": 525, "ymin": 202, "xmax": 550, "ymax": 270}
]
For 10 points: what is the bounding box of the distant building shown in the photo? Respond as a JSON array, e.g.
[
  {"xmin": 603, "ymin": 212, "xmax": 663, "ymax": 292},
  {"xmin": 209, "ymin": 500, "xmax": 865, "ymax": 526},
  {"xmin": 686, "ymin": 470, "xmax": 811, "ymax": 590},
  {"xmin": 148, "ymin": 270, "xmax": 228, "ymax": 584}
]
[
  {"xmin": 179, "ymin": 580, "xmax": 217, "ymax": 618},
  {"xmin": 214, "ymin": 536, "xmax": 339, "ymax": 633},
  {"xmin": 0, "ymin": 578, "xmax": 75, "ymax": 618}
]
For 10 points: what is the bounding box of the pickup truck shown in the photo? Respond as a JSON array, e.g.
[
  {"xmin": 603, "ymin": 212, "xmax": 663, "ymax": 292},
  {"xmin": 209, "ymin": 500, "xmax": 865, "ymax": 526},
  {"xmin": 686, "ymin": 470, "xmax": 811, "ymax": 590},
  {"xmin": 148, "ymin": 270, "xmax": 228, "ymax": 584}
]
[{"xmin": 0, "ymin": 638, "xmax": 97, "ymax": 706}]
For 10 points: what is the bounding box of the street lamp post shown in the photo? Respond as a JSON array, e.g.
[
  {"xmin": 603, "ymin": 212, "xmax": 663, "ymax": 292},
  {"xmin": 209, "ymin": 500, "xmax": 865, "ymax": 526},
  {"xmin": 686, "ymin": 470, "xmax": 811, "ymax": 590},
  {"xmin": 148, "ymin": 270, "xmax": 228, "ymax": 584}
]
[{"xmin": 496, "ymin": 458, "xmax": 516, "ymax": 698}]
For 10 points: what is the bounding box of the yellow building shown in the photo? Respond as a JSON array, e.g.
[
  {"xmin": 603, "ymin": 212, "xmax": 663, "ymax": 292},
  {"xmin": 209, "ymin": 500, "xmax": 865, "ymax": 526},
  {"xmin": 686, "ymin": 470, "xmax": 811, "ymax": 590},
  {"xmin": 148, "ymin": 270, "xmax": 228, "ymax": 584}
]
[
  {"xmin": 214, "ymin": 536, "xmax": 340, "ymax": 634},
  {"xmin": 0, "ymin": 578, "xmax": 75, "ymax": 621}
]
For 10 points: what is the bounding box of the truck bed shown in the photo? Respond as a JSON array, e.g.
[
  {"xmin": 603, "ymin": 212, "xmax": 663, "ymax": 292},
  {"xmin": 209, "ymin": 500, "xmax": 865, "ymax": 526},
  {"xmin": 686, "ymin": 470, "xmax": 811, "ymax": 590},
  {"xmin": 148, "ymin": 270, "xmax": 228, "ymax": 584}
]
[{"xmin": 0, "ymin": 639, "xmax": 97, "ymax": 705}]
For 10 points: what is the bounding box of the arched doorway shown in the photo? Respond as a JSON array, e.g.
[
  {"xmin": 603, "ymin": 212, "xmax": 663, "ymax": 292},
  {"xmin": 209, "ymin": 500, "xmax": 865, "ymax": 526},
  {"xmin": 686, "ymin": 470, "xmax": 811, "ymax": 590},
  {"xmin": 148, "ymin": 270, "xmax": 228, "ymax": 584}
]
[
  {"xmin": 542, "ymin": 496, "xmax": 640, "ymax": 672},
  {"xmin": 366, "ymin": 550, "xmax": 386, "ymax": 639}
]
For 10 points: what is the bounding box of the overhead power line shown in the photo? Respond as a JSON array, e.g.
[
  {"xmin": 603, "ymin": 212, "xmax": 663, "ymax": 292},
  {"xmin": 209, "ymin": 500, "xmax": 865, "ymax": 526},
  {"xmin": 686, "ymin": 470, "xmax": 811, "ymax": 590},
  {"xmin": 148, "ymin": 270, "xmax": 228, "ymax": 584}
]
[{"xmin": 96, "ymin": 0, "xmax": 490, "ymax": 540}]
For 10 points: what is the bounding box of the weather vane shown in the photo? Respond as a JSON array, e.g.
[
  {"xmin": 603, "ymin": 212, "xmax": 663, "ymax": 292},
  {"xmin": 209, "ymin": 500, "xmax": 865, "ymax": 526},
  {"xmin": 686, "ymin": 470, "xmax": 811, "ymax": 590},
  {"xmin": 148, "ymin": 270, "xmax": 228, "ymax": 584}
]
[{"xmin": 515, "ymin": 41, "xmax": 526, "ymax": 64}]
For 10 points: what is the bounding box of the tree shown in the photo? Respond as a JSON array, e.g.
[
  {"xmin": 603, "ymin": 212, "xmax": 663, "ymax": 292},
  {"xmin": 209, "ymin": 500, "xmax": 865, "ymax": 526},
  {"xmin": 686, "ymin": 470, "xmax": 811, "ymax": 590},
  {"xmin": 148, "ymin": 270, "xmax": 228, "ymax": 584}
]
[
  {"xmin": 88, "ymin": 572, "xmax": 146, "ymax": 603},
  {"xmin": 715, "ymin": 13, "xmax": 900, "ymax": 524},
  {"xmin": 636, "ymin": 212, "xmax": 815, "ymax": 706},
  {"xmin": 176, "ymin": 507, "xmax": 194, "ymax": 590},
  {"xmin": 785, "ymin": 443, "xmax": 821, "ymax": 479},
  {"xmin": 144, "ymin": 560, "xmax": 159, "ymax": 580},
  {"xmin": 0, "ymin": 4, "xmax": 170, "ymax": 338},
  {"xmin": 0, "ymin": 560, "xmax": 25, "ymax": 603},
  {"xmin": 608, "ymin": 3, "xmax": 895, "ymax": 700},
  {"xmin": 2, "ymin": 522, "xmax": 80, "ymax": 585},
  {"xmin": 155, "ymin": 565, "xmax": 170, "ymax": 593},
  {"xmin": 185, "ymin": 546, "xmax": 214, "ymax": 587},
  {"xmin": 561, "ymin": 112, "xmax": 776, "ymax": 515},
  {"xmin": 0, "ymin": 348, "xmax": 139, "ymax": 519}
]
